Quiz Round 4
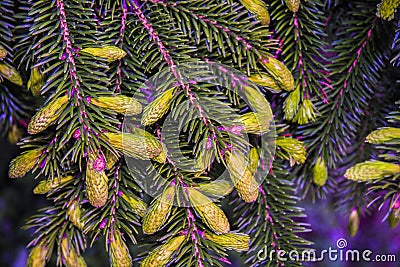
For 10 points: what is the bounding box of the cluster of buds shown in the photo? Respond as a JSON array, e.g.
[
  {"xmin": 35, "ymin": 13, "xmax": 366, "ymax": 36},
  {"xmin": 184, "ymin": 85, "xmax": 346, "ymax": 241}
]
[
  {"xmin": 344, "ymin": 160, "xmax": 400, "ymax": 181},
  {"xmin": 284, "ymin": 0, "xmax": 301, "ymax": 12},
  {"xmin": 0, "ymin": 62, "xmax": 23, "ymax": 86},
  {"xmin": 141, "ymin": 88, "xmax": 175, "ymax": 126},
  {"xmin": 85, "ymin": 154, "xmax": 109, "ymax": 208},
  {"xmin": 28, "ymin": 95, "xmax": 69, "ymax": 134},
  {"xmin": 109, "ymin": 230, "xmax": 132, "ymax": 267},
  {"xmin": 240, "ymin": 0, "xmax": 270, "ymax": 25},
  {"xmin": 27, "ymin": 241, "xmax": 48, "ymax": 267},
  {"xmin": 33, "ymin": 175, "xmax": 73, "ymax": 194},
  {"xmin": 0, "ymin": 44, "xmax": 6, "ymax": 60},
  {"xmin": 248, "ymin": 74, "xmax": 281, "ymax": 93},
  {"xmin": 188, "ymin": 188, "xmax": 230, "ymax": 234},
  {"xmin": 104, "ymin": 131, "xmax": 166, "ymax": 163},
  {"xmin": 261, "ymin": 56, "xmax": 294, "ymax": 92},
  {"xmin": 121, "ymin": 191, "xmax": 148, "ymax": 217},
  {"xmin": 67, "ymin": 199, "xmax": 84, "ymax": 230},
  {"xmin": 90, "ymin": 95, "xmax": 142, "ymax": 116},
  {"xmin": 27, "ymin": 67, "xmax": 45, "ymax": 96},
  {"xmin": 9, "ymin": 148, "xmax": 43, "ymax": 178},
  {"xmin": 313, "ymin": 156, "xmax": 328, "ymax": 186},
  {"xmin": 140, "ymin": 235, "xmax": 186, "ymax": 267},
  {"xmin": 366, "ymin": 127, "xmax": 400, "ymax": 144},
  {"xmin": 225, "ymin": 150, "xmax": 259, "ymax": 203},
  {"xmin": 142, "ymin": 185, "xmax": 175, "ymax": 234},
  {"xmin": 204, "ymin": 232, "xmax": 250, "ymax": 252},
  {"xmin": 276, "ymin": 137, "xmax": 307, "ymax": 166},
  {"xmin": 376, "ymin": 0, "xmax": 400, "ymax": 21},
  {"xmin": 79, "ymin": 46, "xmax": 126, "ymax": 62},
  {"xmin": 61, "ymin": 237, "xmax": 87, "ymax": 267}
]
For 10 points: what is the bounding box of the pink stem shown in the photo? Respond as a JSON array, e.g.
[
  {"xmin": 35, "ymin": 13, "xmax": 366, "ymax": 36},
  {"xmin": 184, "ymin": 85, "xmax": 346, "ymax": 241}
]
[
  {"xmin": 146, "ymin": 0, "xmax": 255, "ymax": 51},
  {"xmin": 187, "ymin": 209, "xmax": 205, "ymax": 267},
  {"xmin": 292, "ymin": 15, "xmax": 328, "ymax": 103},
  {"xmin": 340, "ymin": 19, "xmax": 376, "ymax": 97},
  {"xmin": 115, "ymin": 0, "xmax": 128, "ymax": 92},
  {"xmin": 259, "ymin": 186, "xmax": 283, "ymax": 266},
  {"xmin": 56, "ymin": 0, "xmax": 94, "ymax": 142}
]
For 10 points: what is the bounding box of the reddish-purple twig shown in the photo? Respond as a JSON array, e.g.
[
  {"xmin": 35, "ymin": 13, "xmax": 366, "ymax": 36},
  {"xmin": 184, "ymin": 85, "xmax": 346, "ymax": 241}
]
[{"xmin": 259, "ymin": 186, "xmax": 283, "ymax": 266}]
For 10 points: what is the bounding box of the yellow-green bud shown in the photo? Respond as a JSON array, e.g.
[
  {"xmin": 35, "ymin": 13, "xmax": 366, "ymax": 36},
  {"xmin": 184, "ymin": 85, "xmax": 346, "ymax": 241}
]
[
  {"xmin": 28, "ymin": 95, "xmax": 69, "ymax": 134},
  {"xmin": 276, "ymin": 137, "xmax": 307, "ymax": 166},
  {"xmin": 0, "ymin": 45, "xmax": 6, "ymax": 60},
  {"xmin": 143, "ymin": 186, "xmax": 175, "ymax": 234},
  {"xmin": 105, "ymin": 131, "xmax": 166, "ymax": 163},
  {"xmin": 313, "ymin": 157, "xmax": 327, "ymax": 186},
  {"xmin": 109, "ymin": 230, "xmax": 132, "ymax": 267},
  {"xmin": 205, "ymin": 232, "xmax": 250, "ymax": 252},
  {"xmin": 33, "ymin": 176, "xmax": 73, "ymax": 194},
  {"xmin": 67, "ymin": 199, "xmax": 84, "ymax": 230},
  {"xmin": 377, "ymin": 0, "xmax": 400, "ymax": 21},
  {"xmin": 292, "ymin": 99, "xmax": 318, "ymax": 125},
  {"xmin": 249, "ymin": 74, "xmax": 281, "ymax": 93},
  {"xmin": 27, "ymin": 241, "xmax": 48, "ymax": 267},
  {"xmin": 248, "ymin": 147, "xmax": 259, "ymax": 174},
  {"xmin": 344, "ymin": 160, "xmax": 400, "ymax": 181},
  {"xmin": 188, "ymin": 188, "xmax": 230, "ymax": 234},
  {"xmin": 348, "ymin": 209, "xmax": 360, "ymax": 237},
  {"xmin": 7, "ymin": 124, "xmax": 23, "ymax": 144},
  {"xmin": 366, "ymin": 127, "xmax": 400, "ymax": 144},
  {"xmin": 105, "ymin": 150, "xmax": 120, "ymax": 170},
  {"xmin": 284, "ymin": 0, "xmax": 301, "ymax": 12},
  {"xmin": 225, "ymin": 150, "xmax": 259, "ymax": 203},
  {"xmin": 85, "ymin": 155, "xmax": 109, "ymax": 208},
  {"xmin": 233, "ymin": 112, "xmax": 271, "ymax": 135},
  {"xmin": 240, "ymin": 0, "xmax": 270, "ymax": 25},
  {"xmin": 9, "ymin": 148, "xmax": 42, "ymax": 178},
  {"xmin": 80, "ymin": 46, "xmax": 126, "ymax": 62},
  {"xmin": 91, "ymin": 95, "xmax": 142, "ymax": 116},
  {"xmin": 61, "ymin": 237, "xmax": 87, "ymax": 267},
  {"xmin": 0, "ymin": 63, "xmax": 23, "ymax": 86},
  {"xmin": 122, "ymin": 193, "xmax": 148, "ymax": 217},
  {"xmin": 261, "ymin": 56, "xmax": 294, "ymax": 91},
  {"xmin": 284, "ymin": 86, "xmax": 301, "ymax": 121},
  {"xmin": 140, "ymin": 235, "xmax": 186, "ymax": 267},
  {"xmin": 141, "ymin": 88, "xmax": 175, "ymax": 126},
  {"xmin": 196, "ymin": 180, "xmax": 234, "ymax": 196},
  {"xmin": 243, "ymin": 86, "xmax": 274, "ymax": 117},
  {"xmin": 27, "ymin": 67, "xmax": 45, "ymax": 96},
  {"xmin": 389, "ymin": 208, "xmax": 400, "ymax": 229}
]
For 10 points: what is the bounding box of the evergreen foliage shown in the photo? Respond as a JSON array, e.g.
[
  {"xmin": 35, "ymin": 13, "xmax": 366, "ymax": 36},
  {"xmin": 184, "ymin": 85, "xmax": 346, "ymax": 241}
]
[{"xmin": 1, "ymin": 0, "xmax": 400, "ymax": 266}]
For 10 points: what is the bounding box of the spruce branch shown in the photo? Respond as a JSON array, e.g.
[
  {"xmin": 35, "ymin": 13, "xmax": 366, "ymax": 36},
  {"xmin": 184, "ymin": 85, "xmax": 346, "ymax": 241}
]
[
  {"xmin": 293, "ymin": 1, "xmax": 396, "ymax": 197},
  {"xmin": 232, "ymin": 161, "xmax": 311, "ymax": 267}
]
